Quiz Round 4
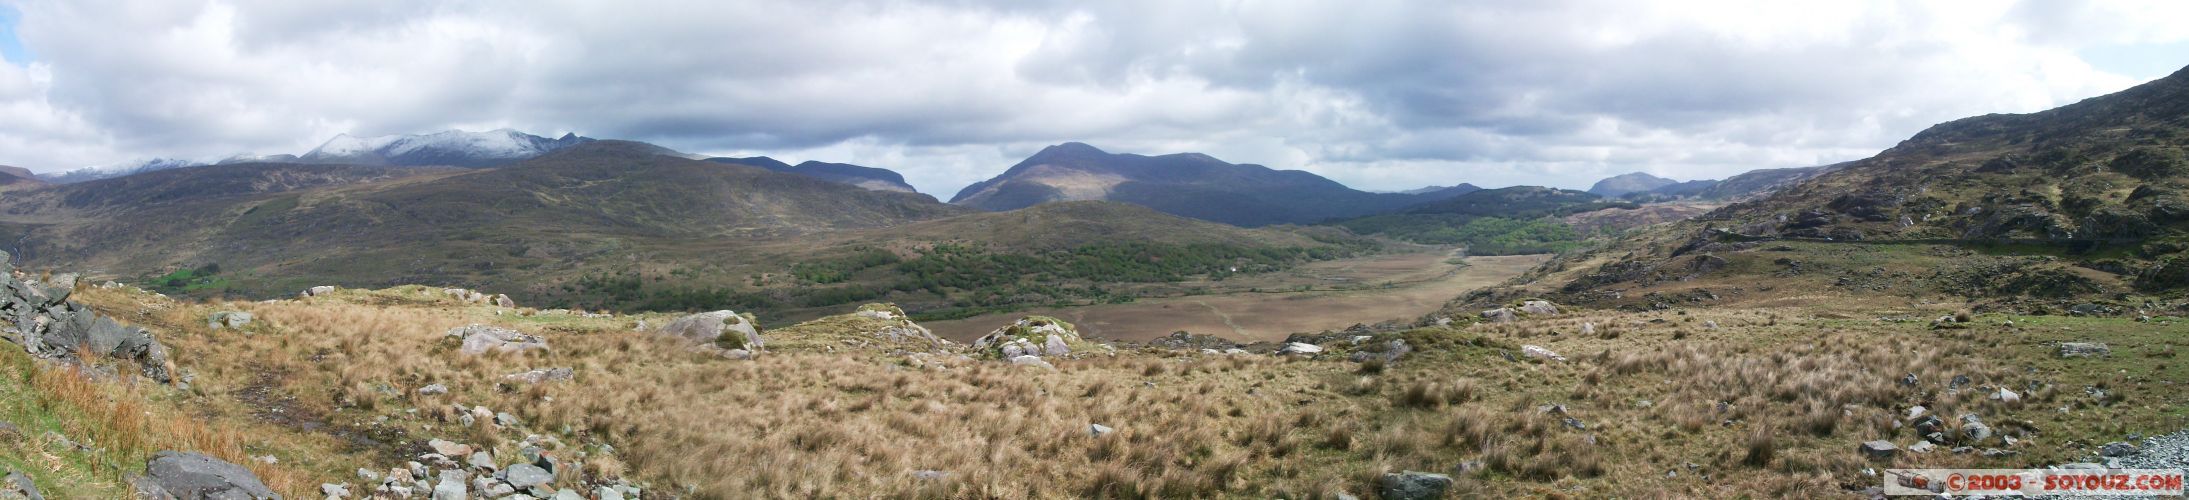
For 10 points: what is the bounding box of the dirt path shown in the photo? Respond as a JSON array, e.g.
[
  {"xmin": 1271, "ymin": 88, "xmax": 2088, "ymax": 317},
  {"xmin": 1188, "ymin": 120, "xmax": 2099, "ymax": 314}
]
[{"xmin": 924, "ymin": 254, "xmax": 1547, "ymax": 343}]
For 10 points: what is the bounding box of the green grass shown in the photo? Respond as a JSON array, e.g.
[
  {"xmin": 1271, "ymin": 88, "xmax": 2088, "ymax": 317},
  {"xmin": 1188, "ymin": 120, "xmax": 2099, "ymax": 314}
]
[{"xmin": 0, "ymin": 347, "xmax": 132, "ymax": 499}]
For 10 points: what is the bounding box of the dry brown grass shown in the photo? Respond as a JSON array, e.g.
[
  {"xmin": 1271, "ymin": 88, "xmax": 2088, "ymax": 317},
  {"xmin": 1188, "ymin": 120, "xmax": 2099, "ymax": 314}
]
[{"xmin": 48, "ymin": 284, "xmax": 2189, "ymax": 498}]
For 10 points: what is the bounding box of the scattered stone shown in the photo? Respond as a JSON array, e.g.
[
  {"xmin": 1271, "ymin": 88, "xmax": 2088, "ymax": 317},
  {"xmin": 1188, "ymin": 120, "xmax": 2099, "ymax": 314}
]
[
  {"xmin": 503, "ymin": 367, "xmax": 574, "ymax": 384},
  {"xmin": 1480, "ymin": 308, "xmax": 1517, "ymax": 323},
  {"xmin": 1088, "ymin": 424, "xmax": 1114, "ymax": 437},
  {"xmin": 1008, "ymin": 355, "xmax": 1055, "ymax": 370},
  {"xmin": 2059, "ymin": 342, "xmax": 2111, "ymax": 358},
  {"xmin": 1906, "ymin": 406, "xmax": 1927, "ymax": 419},
  {"xmin": 658, "ymin": 310, "xmax": 766, "ymax": 351},
  {"xmin": 1520, "ymin": 345, "xmax": 1566, "ymax": 362},
  {"xmin": 418, "ymin": 384, "xmax": 448, "ymax": 396},
  {"xmin": 1909, "ymin": 441, "xmax": 1935, "ymax": 454},
  {"xmin": 1347, "ymin": 339, "xmax": 1412, "ymax": 364},
  {"xmin": 1517, "ymin": 300, "xmax": 1560, "ymax": 316},
  {"xmin": 496, "ymin": 412, "xmax": 520, "ymax": 427},
  {"xmin": 1378, "ymin": 470, "xmax": 1453, "ymax": 500},
  {"xmin": 1992, "ymin": 388, "xmax": 2021, "ymax": 404},
  {"xmin": 494, "ymin": 294, "xmax": 516, "ymax": 308},
  {"xmin": 2101, "ymin": 442, "xmax": 2138, "ymax": 457},
  {"xmin": 142, "ymin": 451, "xmax": 280, "ymax": 500},
  {"xmin": 1703, "ymin": 320, "xmax": 1719, "ymax": 329},
  {"xmin": 322, "ymin": 482, "xmax": 350, "ymax": 498},
  {"xmin": 1277, "ymin": 342, "xmax": 1324, "ymax": 355},
  {"xmin": 447, "ymin": 325, "xmax": 550, "ymax": 355},
  {"xmin": 467, "ymin": 451, "xmax": 495, "ymax": 470},
  {"xmin": 429, "ymin": 439, "xmax": 473, "ymax": 457},
  {"xmin": 206, "ymin": 311, "xmax": 253, "ymax": 330},
  {"xmin": 1580, "ymin": 322, "xmax": 1596, "ymax": 335},
  {"xmin": 304, "ymin": 285, "xmax": 337, "ymax": 297},
  {"xmin": 1960, "ymin": 414, "xmax": 1993, "ymax": 443},
  {"xmin": 1859, "ymin": 440, "xmax": 1898, "ymax": 460},
  {"xmin": 506, "ymin": 464, "xmax": 553, "ymax": 489},
  {"xmin": 0, "ymin": 252, "xmax": 176, "ymax": 384},
  {"xmin": 911, "ymin": 470, "xmax": 949, "ymax": 481},
  {"xmin": 2, "ymin": 470, "xmax": 41, "ymax": 500}
]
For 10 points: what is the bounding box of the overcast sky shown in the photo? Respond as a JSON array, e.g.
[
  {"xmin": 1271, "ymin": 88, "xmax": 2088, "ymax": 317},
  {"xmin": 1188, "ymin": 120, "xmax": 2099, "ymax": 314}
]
[{"xmin": 1, "ymin": 1, "xmax": 2185, "ymax": 194}]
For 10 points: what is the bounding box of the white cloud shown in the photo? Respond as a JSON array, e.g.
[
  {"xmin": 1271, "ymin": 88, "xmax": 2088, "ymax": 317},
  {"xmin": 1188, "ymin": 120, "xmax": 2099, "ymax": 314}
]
[{"xmin": 0, "ymin": 0, "xmax": 2182, "ymax": 193}]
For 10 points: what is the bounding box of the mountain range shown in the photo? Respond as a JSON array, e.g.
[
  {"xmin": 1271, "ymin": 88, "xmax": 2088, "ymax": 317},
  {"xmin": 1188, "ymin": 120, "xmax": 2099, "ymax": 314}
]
[
  {"xmin": 948, "ymin": 142, "xmax": 1478, "ymax": 226},
  {"xmin": 705, "ymin": 156, "xmax": 922, "ymax": 194}
]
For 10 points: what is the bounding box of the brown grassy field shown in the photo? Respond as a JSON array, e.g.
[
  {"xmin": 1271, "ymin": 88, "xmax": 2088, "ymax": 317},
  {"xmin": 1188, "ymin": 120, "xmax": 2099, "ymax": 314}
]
[
  {"xmin": 2, "ymin": 278, "xmax": 2171, "ymax": 498},
  {"xmin": 923, "ymin": 253, "xmax": 1548, "ymax": 343}
]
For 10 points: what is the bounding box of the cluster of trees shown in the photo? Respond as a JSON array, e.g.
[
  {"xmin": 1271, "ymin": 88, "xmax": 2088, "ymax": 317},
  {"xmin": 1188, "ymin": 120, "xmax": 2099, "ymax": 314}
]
[
  {"xmin": 789, "ymin": 247, "xmax": 900, "ymax": 283},
  {"xmin": 1336, "ymin": 215, "xmax": 1585, "ymax": 255},
  {"xmin": 150, "ymin": 263, "xmax": 228, "ymax": 294}
]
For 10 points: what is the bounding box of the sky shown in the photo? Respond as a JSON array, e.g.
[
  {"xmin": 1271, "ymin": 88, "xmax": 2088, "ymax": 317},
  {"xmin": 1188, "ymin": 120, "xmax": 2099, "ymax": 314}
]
[{"xmin": 0, "ymin": 1, "xmax": 2185, "ymax": 195}]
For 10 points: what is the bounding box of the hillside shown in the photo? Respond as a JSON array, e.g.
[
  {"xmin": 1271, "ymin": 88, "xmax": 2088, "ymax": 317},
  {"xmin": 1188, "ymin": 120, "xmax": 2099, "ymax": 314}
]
[
  {"xmin": 1498, "ymin": 64, "xmax": 2189, "ymax": 312},
  {"xmin": 950, "ymin": 142, "xmax": 1464, "ymax": 226},
  {"xmin": 705, "ymin": 156, "xmax": 921, "ymax": 194},
  {"xmin": 1586, "ymin": 172, "xmax": 1677, "ymax": 197},
  {"xmin": 0, "ymin": 141, "xmax": 971, "ymax": 302}
]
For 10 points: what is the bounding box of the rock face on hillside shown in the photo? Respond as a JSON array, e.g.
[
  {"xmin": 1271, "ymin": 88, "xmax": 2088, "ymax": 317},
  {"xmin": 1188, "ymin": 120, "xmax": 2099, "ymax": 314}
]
[
  {"xmin": 0, "ymin": 251, "xmax": 173, "ymax": 383},
  {"xmin": 950, "ymin": 142, "xmax": 1468, "ymax": 226},
  {"xmin": 972, "ymin": 316, "xmax": 1084, "ymax": 359}
]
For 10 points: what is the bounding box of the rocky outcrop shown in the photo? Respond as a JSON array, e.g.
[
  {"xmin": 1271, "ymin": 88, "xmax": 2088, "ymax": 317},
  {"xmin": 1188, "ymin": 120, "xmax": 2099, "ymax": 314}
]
[
  {"xmin": 0, "ymin": 252, "xmax": 174, "ymax": 384},
  {"xmin": 207, "ymin": 311, "xmax": 253, "ymax": 330},
  {"xmin": 971, "ymin": 316, "xmax": 1081, "ymax": 359},
  {"xmin": 659, "ymin": 310, "xmax": 764, "ymax": 351},
  {"xmin": 139, "ymin": 451, "xmax": 280, "ymax": 499},
  {"xmin": 852, "ymin": 304, "xmax": 945, "ymax": 347}
]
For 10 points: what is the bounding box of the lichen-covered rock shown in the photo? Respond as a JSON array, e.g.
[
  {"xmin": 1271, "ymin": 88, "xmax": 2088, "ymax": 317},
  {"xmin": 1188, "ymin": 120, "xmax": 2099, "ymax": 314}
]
[
  {"xmin": 1521, "ymin": 345, "xmax": 1566, "ymax": 362},
  {"xmin": 972, "ymin": 316, "xmax": 1082, "ymax": 359},
  {"xmin": 494, "ymin": 294, "xmax": 516, "ymax": 308},
  {"xmin": 852, "ymin": 304, "xmax": 945, "ymax": 347},
  {"xmin": 503, "ymin": 367, "xmax": 574, "ymax": 384},
  {"xmin": 305, "ymin": 285, "xmax": 337, "ymax": 297},
  {"xmin": 1517, "ymin": 300, "xmax": 1560, "ymax": 316},
  {"xmin": 446, "ymin": 325, "xmax": 549, "ymax": 356},
  {"xmin": 659, "ymin": 310, "xmax": 764, "ymax": 351},
  {"xmin": 1481, "ymin": 308, "xmax": 1517, "ymax": 323}
]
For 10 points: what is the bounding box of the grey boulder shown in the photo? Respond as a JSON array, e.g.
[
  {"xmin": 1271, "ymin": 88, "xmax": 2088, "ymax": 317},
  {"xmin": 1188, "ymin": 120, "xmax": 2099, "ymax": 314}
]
[
  {"xmin": 143, "ymin": 451, "xmax": 281, "ymax": 500},
  {"xmin": 1378, "ymin": 470, "xmax": 1452, "ymax": 500},
  {"xmin": 448, "ymin": 325, "xmax": 549, "ymax": 355},
  {"xmin": 658, "ymin": 311, "xmax": 764, "ymax": 350}
]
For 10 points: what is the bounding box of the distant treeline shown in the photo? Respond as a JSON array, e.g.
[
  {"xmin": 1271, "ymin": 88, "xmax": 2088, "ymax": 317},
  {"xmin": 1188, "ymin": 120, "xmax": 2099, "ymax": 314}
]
[{"xmin": 1334, "ymin": 215, "xmax": 1585, "ymax": 255}]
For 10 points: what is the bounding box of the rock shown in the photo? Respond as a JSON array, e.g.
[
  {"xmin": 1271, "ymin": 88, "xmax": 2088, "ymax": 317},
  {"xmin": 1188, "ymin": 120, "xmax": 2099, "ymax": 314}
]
[
  {"xmin": 2059, "ymin": 342, "xmax": 2111, "ymax": 358},
  {"xmin": 596, "ymin": 486, "xmax": 625, "ymax": 500},
  {"xmin": 505, "ymin": 464, "xmax": 553, "ymax": 489},
  {"xmin": 1480, "ymin": 308, "xmax": 1517, "ymax": 323},
  {"xmin": 143, "ymin": 451, "xmax": 281, "ymax": 500},
  {"xmin": 418, "ymin": 384, "xmax": 448, "ymax": 396},
  {"xmin": 305, "ymin": 285, "xmax": 337, "ymax": 297},
  {"xmin": 1043, "ymin": 334, "xmax": 1071, "ymax": 356},
  {"xmin": 1008, "ymin": 355, "xmax": 1055, "ymax": 370},
  {"xmin": 482, "ymin": 481, "xmax": 515, "ymax": 497},
  {"xmin": 1521, "ymin": 345, "xmax": 1566, "ymax": 362},
  {"xmin": 553, "ymin": 489, "xmax": 584, "ymax": 500},
  {"xmin": 467, "ymin": 451, "xmax": 494, "ymax": 470},
  {"xmin": 1859, "ymin": 440, "xmax": 1897, "ymax": 460},
  {"xmin": 1906, "ymin": 406, "xmax": 1927, "ymax": 419},
  {"xmin": 432, "ymin": 478, "xmax": 465, "ymax": 500},
  {"xmin": 495, "ymin": 412, "xmax": 520, "ymax": 427},
  {"xmin": 447, "ymin": 325, "xmax": 549, "ymax": 356},
  {"xmin": 1088, "ymin": 424, "xmax": 1114, "ymax": 437},
  {"xmin": 1378, "ymin": 470, "xmax": 1453, "ymax": 500},
  {"xmin": 1909, "ymin": 441, "xmax": 1935, "ymax": 454},
  {"xmin": 912, "ymin": 470, "xmax": 949, "ymax": 481},
  {"xmin": 1348, "ymin": 339, "xmax": 1412, "ymax": 364},
  {"xmin": 503, "ymin": 367, "xmax": 574, "ymax": 385},
  {"xmin": 356, "ymin": 469, "xmax": 379, "ymax": 483},
  {"xmin": 1960, "ymin": 414, "xmax": 1993, "ymax": 443},
  {"xmin": 721, "ymin": 348, "xmax": 754, "ymax": 360},
  {"xmin": 2101, "ymin": 442, "xmax": 2138, "ymax": 457},
  {"xmin": 1580, "ymin": 322, "xmax": 1595, "ymax": 335},
  {"xmin": 658, "ymin": 310, "xmax": 765, "ymax": 351},
  {"xmin": 1992, "ymin": 388, "xmax": 2021, "ymax": 404},
  {"xmin": 1517, "ymin": 300, "xmax": 1560, "ymax": 316},
  {"xmin": 1703, "ymin": 320, "xmax": 1719, "ymax": 329},
  {"xmin": 321, "ymin": 483, "xmax": 350, "ymax": 498},
  {"xmin": 2069, "ymin": 303, "xmax": 2107, "ymax": 316},
  {"xmin": 494, "ymin": 294, "xmax": 516, "ymax": 308},
  {"xmin": 429, "ymin": 439, "xmax": 473, "ymax": 457},
  {"xmin": 1277, "ymin": 342, "xmax": 1323, "ymax": 355},
  {"xmin": 3, "ymin": 470, "xmax": 41, "ymax": 500},
  {"xmin": 206, "ymin": 311, "xmax": 253, "ymax": 330}
]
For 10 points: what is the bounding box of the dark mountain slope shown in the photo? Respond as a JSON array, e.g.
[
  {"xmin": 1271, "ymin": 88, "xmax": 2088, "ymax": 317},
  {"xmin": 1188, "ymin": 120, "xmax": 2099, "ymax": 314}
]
[
  {"xmin": 950, "ymin": 142, "xmax": 1462, "ymax": 226},
  {"xmin": 705, "ymin": 157, "xmax": 921, "ymax": 193}
]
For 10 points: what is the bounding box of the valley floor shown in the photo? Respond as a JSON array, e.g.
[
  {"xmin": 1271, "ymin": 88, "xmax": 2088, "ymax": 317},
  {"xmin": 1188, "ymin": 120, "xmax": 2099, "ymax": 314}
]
[{"xmin": 923, "ymin": 253, "xmax": 1548, "ymax": 343}]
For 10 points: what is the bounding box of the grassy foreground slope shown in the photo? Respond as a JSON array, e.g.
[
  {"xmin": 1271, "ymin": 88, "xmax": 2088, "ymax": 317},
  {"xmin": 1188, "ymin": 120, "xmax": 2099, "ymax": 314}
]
[{"xmin": 3, "ymin": 279, "xmax": 2175, "ymax": 498}]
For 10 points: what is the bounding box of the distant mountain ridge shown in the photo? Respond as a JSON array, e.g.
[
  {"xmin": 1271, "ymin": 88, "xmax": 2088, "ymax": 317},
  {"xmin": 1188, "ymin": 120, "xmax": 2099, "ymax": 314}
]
[
  {"xmin": 299, "ymin": 129, "xmax": 594, "ymax": 167},
  {"xmin": 949, "ymin": 142, "xmax": 1475, "ymax": 226},
  {"xmin": 1587, "ymin": 172, "xmax": 1677, "ymax": 197},
  {"xmin": 705, "ymin": 156, "xmax": 920, "ymax": 194}
]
